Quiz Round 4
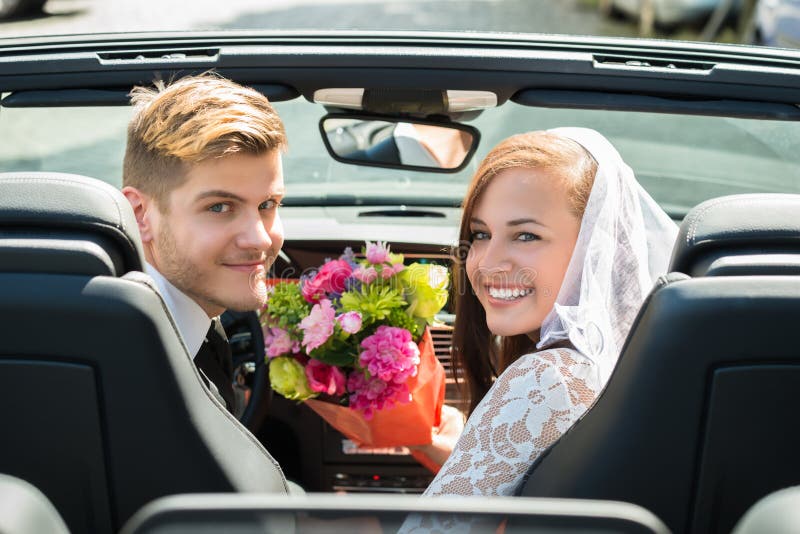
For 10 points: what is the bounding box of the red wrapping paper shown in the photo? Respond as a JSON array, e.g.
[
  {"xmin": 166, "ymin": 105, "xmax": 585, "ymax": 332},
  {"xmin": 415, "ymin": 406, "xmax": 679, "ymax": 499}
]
[{"xmin": 304, "ymin": 327, "xmax": 445, "ymax": 472}]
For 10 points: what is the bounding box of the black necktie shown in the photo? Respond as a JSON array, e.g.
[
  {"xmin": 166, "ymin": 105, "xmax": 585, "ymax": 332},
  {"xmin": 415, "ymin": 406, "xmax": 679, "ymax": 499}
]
[{"xmin": 194, "ymin": 318, "xmax": 236, "ymax": 413}]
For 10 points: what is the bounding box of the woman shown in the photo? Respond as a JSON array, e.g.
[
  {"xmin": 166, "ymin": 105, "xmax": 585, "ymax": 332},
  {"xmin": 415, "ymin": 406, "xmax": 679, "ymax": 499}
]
[{"xmin": 423, "ymin": 127, "xmax": 677, "ymax": 496}]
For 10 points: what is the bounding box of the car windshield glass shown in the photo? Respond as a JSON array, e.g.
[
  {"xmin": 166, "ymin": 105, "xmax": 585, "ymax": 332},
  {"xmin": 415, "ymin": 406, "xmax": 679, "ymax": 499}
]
[
  {"xmin": 1, "ymin": 98, "xmax": 798, "ymax": 218},
  {"xmin": 0, "ymin": 0, "xmax": 778, "ymax": 48}
]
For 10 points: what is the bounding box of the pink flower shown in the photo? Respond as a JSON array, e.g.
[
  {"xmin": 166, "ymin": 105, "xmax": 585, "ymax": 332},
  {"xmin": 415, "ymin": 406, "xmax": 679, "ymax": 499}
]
[
  {"xmin": 263, "ymin": 326, "xmax": 300, "ymax": 358},
  {"xmin": 380, "ymin": 267, "xmax": 394, "ymax": 280},
  {"xmin": 347, "ymin": 372, "xmax": 411, "ymax": 419},
  {"xmin": 305, "ymin": 360, "xmax": 347, "ymax": 396},
  {"xmin": 359, "ymin": 326, "xmax": 420, "ymax": 384},
  {"xmin": 365, "ymin": 241, "xmax": 391, "ymax": 265},
  {"xmin": 353, "ymin": 266, "xmax": 378, "ymax": 284},
  {"xmin": 337, "ymin": 311, "xmax": 363, "ymax": 334},
  {"xmin": 302, "ymin": 259, "xmax": 353, "ymax": 304},
  {"xmin": 392, "ymin": 262, "xmax": 405, "ymax": 274},
  {"xmin": 299, "ymin": 299, "xmax": 336, "ymax": 352}
]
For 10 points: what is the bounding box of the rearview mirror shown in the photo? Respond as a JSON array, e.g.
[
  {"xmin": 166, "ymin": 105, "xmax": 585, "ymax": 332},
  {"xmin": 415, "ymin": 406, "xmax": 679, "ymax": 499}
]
[{"xmin": 320, "ymin": 114, "xmax": 480, "ymax": 173}]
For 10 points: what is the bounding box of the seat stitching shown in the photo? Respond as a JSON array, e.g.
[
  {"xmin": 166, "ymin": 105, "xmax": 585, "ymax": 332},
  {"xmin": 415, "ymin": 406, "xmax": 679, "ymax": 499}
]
[
  {"xmin": 686, "ymin": 195, "xmax": 799, "ymax": 248},
  {"xmin": 0, "ymin": 175, "xmax": 124, "ymax": 227},
  {"xmin": 0, "ymin": 176, "xmax": 138, "ymax": 254}
]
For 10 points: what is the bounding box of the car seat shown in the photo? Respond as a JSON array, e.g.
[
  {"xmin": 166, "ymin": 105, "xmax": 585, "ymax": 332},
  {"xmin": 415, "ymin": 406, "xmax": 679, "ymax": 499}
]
[{"xmin": 0, "ymin": 172, "xmax": 289, "ymax": 534}]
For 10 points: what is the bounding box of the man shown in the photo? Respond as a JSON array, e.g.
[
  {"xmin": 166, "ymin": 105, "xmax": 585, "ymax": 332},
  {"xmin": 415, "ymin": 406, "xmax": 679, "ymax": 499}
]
[{"xmin": 122, "ymin": 73, "xmax": 286, "ymax": 414}]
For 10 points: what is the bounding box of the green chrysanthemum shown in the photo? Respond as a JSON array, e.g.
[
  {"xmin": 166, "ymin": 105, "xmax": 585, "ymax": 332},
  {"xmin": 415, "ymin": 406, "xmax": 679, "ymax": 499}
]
[
  {"xmin": 340, "ymin": 285, "xmax": 406, "ymax": 327},
  {"xmin": 263, "ymin": 282, "xmax": 310, "ymax": 330},
  {"xmin": 387, "ymin": 308, "xmax": 420, "ymax": 338}
]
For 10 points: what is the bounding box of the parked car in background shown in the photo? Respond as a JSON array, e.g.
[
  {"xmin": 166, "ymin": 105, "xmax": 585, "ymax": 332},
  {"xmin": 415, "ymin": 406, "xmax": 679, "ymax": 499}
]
[
  {"xmin": 753, "ymin": 0, "xmax": 800, "ymax": 47},
  {"xmin": 0, "ymin": 0, "xmax": 46, "ymax": 19},
  {"xmin": 600, "ymin": 0, "xmax": 740, "ymax": 33}
]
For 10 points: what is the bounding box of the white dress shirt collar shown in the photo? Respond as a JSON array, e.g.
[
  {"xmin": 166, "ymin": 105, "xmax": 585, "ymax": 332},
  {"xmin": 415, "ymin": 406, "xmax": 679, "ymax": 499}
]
[{"xmin": 144, "ymin": 262, "xmax": 212, "ymax": 358}]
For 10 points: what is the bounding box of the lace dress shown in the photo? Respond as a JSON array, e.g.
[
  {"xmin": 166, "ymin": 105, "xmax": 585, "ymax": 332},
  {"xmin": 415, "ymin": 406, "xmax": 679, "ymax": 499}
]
[{"xmin": 424, "ymin": 347, "xmax": 601, "ymax": 497}]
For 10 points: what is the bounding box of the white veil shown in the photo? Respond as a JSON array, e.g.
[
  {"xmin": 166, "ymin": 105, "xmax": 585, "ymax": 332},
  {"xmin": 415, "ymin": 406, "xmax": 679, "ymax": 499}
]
[{"xmin": 537, "ymin": 127, "xmax": 678, "ymax": 383}]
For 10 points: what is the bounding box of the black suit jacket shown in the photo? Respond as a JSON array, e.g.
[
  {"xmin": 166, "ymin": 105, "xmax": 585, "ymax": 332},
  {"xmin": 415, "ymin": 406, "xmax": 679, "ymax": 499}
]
[{"xmin": 194, "ymin": 338, "xmax": 236, "ymax": 414}]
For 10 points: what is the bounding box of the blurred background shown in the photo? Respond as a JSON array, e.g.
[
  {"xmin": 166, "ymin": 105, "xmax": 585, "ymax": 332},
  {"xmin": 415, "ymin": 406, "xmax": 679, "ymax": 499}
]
[{"xmin": 0, "ymin": 0, "xmax": 797, "ymax": 48}]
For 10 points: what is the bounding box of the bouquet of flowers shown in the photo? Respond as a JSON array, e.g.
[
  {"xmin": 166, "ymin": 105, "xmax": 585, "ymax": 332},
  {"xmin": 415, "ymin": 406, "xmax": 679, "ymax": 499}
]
[{"xmin": 260, "ymin": 241, "xmax": 449, "ymax": 465}]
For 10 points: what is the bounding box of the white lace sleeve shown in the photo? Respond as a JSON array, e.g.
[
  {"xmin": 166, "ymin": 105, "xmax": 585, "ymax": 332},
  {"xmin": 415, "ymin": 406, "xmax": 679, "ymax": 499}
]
[{"xmin": 424, "ymin": 348, "xmax": 601, "ymax": 497}]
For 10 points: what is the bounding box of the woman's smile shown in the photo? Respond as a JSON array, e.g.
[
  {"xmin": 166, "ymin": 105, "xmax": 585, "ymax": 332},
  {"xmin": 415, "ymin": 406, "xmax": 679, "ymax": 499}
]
[{"xmin": 485, "ymin": 285, "xmax": 535, "ymax": 303}]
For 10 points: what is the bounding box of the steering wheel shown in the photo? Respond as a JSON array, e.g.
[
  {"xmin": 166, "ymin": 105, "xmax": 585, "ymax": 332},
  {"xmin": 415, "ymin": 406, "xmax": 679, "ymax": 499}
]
[{"xmin": 220, "ymin": 310, "xmax": 272, "ymax": 432}]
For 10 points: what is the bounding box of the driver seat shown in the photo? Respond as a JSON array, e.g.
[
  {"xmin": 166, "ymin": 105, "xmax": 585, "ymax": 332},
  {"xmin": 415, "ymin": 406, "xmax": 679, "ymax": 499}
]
[
  {"xmin": 0, "ymin": 172, "xmax": 289, "ymax": 534},
  {"xmin": 517, "ymin": 194, "xmax": 800, "ymax": 534}
]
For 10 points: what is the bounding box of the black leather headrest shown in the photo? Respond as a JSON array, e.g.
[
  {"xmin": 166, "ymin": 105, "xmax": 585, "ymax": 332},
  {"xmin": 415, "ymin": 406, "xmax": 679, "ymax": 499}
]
[
  {"xmin": 0, "ymin": 172, "xmax": 145, "ymax": 276},
  {"xmin": 670, "ymin": 194, "xmax": 800, "ymax": 276}
]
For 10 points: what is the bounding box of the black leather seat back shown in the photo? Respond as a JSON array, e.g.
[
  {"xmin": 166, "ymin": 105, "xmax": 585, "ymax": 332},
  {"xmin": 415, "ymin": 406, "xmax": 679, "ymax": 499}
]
[
  {"xmin": 0, "ymin": 172, "xmax": 145, "ymax": 276},
  {"xmin": 670, "ymin": 194, "xmax": 800, "ymax": 276},
  {"xmin": 0, "ymin": 173, "xmax": 288, "ymax": 534},
  {"xmin": 518, "ymin": 274, "xmax": 800, "ymax": 534}
]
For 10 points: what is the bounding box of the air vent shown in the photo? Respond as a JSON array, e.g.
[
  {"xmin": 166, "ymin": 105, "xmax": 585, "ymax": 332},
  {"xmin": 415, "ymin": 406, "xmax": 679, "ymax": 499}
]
[
  {"xmin": 358, "ymin": 209, "xmax": 445, "ymax": 218},
  {"xmin": 430, "ymin": 325, "xmax": 454, "ymax": 374}
]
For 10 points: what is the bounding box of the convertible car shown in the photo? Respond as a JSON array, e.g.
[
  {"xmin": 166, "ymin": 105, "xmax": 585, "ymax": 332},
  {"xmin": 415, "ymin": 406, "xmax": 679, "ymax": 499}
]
[{"xmin": 1, "ymin": 28, "xmax": 800, "ymax": 534}]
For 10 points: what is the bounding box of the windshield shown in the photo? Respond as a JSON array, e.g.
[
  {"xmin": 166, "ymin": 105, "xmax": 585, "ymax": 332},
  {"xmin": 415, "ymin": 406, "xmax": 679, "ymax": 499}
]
[
  {"xmin": 1, "ymin": 98, "xmax": 798, "ymax": 217},
  {"xmin": 0, "ymin": 0, "xmax": 786, "ymax": 49}
]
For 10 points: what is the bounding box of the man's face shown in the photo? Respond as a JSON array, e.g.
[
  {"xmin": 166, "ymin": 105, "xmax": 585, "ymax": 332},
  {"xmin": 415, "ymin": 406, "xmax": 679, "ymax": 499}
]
[{"xmin": 146, "ymin": 150, "xmax": 285, "ymax": 317}]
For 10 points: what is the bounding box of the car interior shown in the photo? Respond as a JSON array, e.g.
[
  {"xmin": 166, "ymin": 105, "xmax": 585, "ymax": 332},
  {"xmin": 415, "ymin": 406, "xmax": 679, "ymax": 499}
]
[{"xmin": 1, "ymin": 31, "xmax": 800, "ymax": 533}]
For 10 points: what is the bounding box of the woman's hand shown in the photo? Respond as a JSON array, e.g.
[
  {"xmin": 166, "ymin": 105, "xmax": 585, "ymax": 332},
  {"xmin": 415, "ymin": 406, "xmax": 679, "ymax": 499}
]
[{"xmin": 409, "ymin": 404, "xmax": 466, "ymax": 468}]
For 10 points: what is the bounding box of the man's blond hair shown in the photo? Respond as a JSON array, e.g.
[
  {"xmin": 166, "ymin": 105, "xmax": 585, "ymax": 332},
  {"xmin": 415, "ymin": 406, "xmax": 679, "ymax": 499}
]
[{"xmin": 123, "ymin": 73, "xmax": 287, "ymax": 209}]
